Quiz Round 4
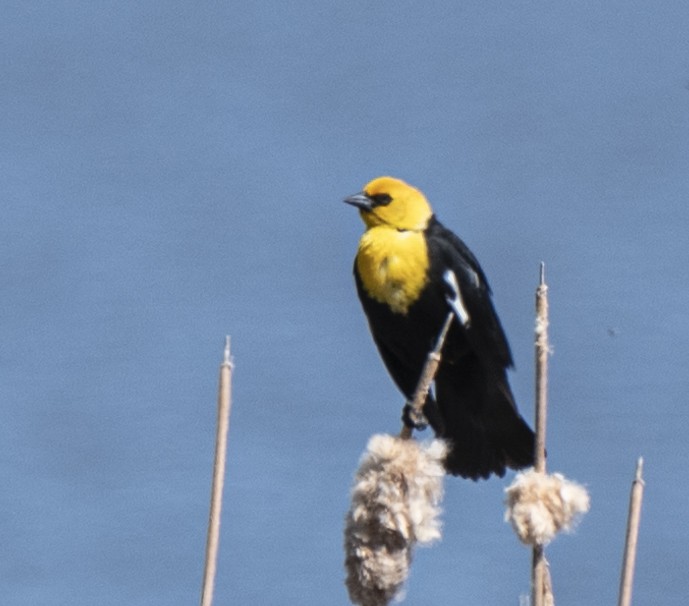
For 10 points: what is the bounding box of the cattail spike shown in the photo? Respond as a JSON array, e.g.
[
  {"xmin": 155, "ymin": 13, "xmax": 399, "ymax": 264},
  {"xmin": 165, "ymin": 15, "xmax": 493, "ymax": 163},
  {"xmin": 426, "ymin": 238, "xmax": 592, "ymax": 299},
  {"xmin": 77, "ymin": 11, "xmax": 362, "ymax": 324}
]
[{"xmin": 223, "ymin": 336, "xmax": 232, "ymax": 367}]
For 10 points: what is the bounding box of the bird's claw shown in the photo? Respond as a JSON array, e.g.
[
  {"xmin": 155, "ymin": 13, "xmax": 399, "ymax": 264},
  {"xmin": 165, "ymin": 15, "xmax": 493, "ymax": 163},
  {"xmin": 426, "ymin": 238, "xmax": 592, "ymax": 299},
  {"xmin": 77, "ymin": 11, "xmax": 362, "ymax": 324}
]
[{"xmin": 402, "ymin": 403, "xmax": 428, "ymax": 431}]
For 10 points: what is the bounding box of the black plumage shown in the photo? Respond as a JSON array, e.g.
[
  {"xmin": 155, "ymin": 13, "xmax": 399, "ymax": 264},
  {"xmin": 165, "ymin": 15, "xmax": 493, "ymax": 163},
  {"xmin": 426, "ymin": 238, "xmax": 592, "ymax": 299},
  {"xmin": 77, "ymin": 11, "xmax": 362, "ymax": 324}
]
[{"xmin": 347, "ymin": 177, "xmax": 535, "ymax": 480}]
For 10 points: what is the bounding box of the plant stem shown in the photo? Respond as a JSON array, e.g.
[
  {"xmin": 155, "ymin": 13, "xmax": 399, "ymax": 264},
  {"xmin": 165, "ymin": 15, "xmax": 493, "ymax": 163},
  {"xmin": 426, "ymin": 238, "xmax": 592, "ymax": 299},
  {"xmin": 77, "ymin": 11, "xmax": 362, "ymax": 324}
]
[
  {"xmin": 618, "ymin": 457, "xmax": 645, "ymax": 606},
  {"xmin": 201, "ymin": 337, "xmax": 233, "ymax": 606},
  {"xmin": 534, "ymin": 262, "xmax": 548, "ymax": 474},
  {"xmin": 400, "ymin": 311, "xmax": 454, "ymax": 439},
  {"xmin": 532, "ymin": 263, "xmax": 551, "ymax": 606}
]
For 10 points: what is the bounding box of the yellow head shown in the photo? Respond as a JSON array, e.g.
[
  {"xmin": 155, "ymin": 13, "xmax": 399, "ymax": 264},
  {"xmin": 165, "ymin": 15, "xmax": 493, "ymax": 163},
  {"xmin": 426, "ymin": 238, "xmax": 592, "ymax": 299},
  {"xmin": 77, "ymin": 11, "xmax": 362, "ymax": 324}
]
[{"xmin": 344, "ymin": 176, "xmax": 433, "ymax": 231}]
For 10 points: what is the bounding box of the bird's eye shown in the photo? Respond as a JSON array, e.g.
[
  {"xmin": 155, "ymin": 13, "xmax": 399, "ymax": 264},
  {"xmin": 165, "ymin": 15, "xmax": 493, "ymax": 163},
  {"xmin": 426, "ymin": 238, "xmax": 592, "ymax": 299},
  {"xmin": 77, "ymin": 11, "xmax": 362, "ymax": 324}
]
[{"xmin": 369, "ymin": 193, "xmax": 392, "ymax": 207}]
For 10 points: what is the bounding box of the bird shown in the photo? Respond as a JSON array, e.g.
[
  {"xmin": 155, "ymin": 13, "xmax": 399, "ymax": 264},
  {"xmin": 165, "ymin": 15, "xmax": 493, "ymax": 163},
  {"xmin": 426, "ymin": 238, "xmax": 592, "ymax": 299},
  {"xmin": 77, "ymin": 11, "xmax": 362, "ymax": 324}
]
[{"xmin": 344, "ymin": 176, "xmax": 535, "ymax": 480}]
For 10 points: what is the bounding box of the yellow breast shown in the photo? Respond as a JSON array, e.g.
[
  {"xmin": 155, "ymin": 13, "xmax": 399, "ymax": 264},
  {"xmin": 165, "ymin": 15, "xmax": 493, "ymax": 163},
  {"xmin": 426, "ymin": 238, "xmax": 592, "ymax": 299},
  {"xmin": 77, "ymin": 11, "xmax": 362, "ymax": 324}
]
[{"xmin": 356, "ymin": 226, "xmax": 429, "ymax": 314}]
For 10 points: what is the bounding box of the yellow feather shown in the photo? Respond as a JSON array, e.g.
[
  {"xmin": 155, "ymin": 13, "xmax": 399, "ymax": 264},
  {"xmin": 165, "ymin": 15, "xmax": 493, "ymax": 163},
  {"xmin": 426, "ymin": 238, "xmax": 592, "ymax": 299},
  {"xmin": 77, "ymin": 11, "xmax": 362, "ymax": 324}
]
[{"xmin": 356, "ymin": 226, "xmax": 429, "ymax": 314}]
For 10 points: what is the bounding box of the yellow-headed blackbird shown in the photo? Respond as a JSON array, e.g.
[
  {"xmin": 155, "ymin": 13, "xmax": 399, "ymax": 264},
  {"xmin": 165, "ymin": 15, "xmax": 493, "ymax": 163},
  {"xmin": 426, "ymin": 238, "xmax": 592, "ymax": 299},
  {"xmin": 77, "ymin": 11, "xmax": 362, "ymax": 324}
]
[{"xmin": 345, "ymin": 176, "xmax": 535, "ymax": 480}]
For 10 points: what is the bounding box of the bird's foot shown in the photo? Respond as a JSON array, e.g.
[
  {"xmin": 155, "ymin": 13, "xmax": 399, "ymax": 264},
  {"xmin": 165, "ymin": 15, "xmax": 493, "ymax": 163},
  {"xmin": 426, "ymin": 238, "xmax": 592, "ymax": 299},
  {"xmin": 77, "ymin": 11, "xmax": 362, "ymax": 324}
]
[{"xmin": 402, "ymin": 403, "xmax": 428, "ymax": 431}]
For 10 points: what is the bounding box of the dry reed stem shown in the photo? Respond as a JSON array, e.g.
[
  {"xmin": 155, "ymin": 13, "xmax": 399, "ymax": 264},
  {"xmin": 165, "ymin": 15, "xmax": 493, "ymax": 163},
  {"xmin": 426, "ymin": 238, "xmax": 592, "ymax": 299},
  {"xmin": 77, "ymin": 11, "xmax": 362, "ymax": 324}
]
[
  {"xmin": 533, "ymin": 263, "xmax": 552, "ymax": 606},
  {"xmin": 618, "ymin": 458, "xmax": 645, "ymax": 606},
  {"xmin": 201, "ymin": 337, "xmax": 233, "ymax": 606},
  {"xmin": 534, "ymin": 262, "xmax": 548, "ymax": 474},
  {"xmin": 400, "ymin": 311, "xmax": 455, "ymax": 440}
]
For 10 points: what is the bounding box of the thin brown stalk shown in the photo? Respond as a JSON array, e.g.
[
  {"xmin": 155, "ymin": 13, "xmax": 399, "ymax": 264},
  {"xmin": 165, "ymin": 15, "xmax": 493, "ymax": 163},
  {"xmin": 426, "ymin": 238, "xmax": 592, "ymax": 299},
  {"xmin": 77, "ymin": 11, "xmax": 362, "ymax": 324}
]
[
  {"xmin": 201, "ymin": 337, "xmax": 233, "ymax": 606},
  {"xmin": 618, "ymin": 458, "xmax": 645, "ymax": 606},
  {"xmin": 534, "ymin": 262, "xmax": 548, "ymax": 474},
  {"xmin": 400, "ymin": 311, "xmax": 455, "ymax": 440},
  {"xmin": 532, "ymin": 263, "xmax": 552, "ymax": 606}
]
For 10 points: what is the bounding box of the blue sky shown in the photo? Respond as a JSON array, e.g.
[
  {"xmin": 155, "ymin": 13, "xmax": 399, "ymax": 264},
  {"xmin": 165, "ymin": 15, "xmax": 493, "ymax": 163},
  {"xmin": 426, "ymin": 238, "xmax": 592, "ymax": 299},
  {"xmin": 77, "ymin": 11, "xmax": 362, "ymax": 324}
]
[{"xmin": 2, "ymin": 2, "xmax": 689, "ymax": 604}]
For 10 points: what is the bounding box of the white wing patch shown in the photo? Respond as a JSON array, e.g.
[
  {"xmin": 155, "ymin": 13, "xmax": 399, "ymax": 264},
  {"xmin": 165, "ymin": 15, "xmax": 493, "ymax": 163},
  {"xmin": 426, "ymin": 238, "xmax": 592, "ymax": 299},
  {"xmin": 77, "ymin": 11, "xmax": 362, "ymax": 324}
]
[{"xmin": 443, "ymin": 269, "xmax": 471, "ymax": 327}]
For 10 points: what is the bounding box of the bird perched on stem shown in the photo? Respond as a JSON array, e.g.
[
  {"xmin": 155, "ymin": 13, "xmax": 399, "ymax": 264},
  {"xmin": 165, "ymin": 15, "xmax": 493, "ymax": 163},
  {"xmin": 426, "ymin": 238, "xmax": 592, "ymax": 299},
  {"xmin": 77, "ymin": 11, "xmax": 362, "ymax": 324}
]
[{"xmin": 345, "ymin": 176, "xmax": 535, "ymax": 480}]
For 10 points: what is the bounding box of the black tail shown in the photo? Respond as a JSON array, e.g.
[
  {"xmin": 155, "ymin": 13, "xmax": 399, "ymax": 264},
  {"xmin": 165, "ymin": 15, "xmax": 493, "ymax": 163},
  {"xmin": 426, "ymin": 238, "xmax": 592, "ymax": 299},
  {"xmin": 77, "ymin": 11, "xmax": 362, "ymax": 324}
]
[{"xmin": 426, "ymin": 356, "xmax": 535, "ymax": 480}]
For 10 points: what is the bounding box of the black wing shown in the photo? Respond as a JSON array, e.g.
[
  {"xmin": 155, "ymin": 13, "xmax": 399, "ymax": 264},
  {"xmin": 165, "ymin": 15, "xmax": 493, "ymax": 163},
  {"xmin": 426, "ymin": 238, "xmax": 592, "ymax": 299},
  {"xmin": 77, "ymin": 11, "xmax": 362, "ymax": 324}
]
[{"xmin": 425, "ymin": 216, "xmax": 514, "ymax": 373}]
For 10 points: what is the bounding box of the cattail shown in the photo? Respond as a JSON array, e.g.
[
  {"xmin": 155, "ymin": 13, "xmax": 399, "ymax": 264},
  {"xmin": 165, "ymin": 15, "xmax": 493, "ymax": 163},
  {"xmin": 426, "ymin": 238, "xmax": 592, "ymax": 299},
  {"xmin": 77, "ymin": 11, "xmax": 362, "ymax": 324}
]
[
  {"xmin": 344, "ymin": 435, "xmax": 447, "ymax": 606},
  {"xmin": 505, "ymin": 469, "xmax": 590, "ymax": 546}
]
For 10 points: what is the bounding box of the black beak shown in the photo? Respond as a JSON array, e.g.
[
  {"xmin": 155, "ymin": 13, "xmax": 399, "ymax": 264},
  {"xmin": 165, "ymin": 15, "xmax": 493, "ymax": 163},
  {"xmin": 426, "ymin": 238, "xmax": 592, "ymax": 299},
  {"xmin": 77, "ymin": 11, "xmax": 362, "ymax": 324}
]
[{"xmin": 343, "ymin": 192, "xmax": 373, "ymax": 211}]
